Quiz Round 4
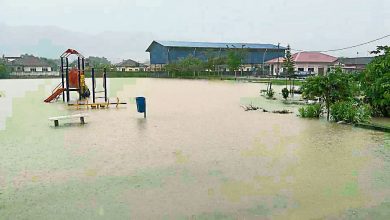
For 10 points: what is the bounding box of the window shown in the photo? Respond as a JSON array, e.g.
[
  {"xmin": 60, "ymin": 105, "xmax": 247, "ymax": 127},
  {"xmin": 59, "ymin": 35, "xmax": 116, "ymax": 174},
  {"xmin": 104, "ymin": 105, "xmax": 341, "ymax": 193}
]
[
  {"xmin": 122, "ymin": 68, "xmax": 125, "ymax": 72},
  {"xmin": 30, "ymin": 68, "xmax": 36, "ymax": 72},
  {"xmin": 298, "ymin": 68, "xmax": 304, "ymax": 72},
  {"xmin": 42, "ymin": 68, "xmax": 48, "ymax": 72},
  {"xmin": 318, "ymin": 68, "xmax": 324, "ymax": 75},
  {"xmin": 308, "ymin": 68, "xmax": 315, "ymax": 72}
]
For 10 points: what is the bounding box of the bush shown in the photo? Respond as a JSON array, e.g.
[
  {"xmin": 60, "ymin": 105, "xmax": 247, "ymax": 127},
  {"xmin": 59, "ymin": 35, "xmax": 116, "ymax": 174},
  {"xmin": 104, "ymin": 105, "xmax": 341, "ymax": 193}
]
[
  {"xmin": 330, "ymin": 101, "xmax": 371, "ymax": 124},
  {"xmin": 0, "ymin": 64, "xmax": 9, "ymax": 79},
  {"xmin": 282, "ymin": 88, "xmax": 289, "ymax": 100},
  {"xmin": 361, "ymin": 46, "xmax": 390, "ymax": 117},
  {"xmin": 298, "ymin": 104, "xmax": 322, "ymax": 118},
  {"xmin": 266, "ymin": 88, "xmax": 275, "ymax": 99}
]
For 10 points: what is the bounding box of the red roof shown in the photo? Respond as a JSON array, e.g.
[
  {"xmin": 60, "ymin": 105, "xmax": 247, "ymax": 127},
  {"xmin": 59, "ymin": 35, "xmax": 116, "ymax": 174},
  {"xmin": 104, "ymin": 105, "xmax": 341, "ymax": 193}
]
[{"xmin": 267, "ymin": 52, "xmax": 337, "ymax": 64}]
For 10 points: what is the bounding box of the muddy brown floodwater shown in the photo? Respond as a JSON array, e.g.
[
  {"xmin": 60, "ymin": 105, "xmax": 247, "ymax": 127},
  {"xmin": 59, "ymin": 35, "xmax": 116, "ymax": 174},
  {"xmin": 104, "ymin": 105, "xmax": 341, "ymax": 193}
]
[{"xmin": 0, "ymin": 78, "xmax": 389, "ymax": 219}]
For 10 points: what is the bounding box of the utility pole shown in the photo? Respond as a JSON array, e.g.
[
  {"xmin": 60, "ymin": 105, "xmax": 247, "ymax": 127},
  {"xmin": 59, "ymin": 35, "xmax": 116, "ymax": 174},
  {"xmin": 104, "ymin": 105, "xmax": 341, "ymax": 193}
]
[
  {"xmin": 262, "ymin": 48, "xmax": 268, "ymax": 76},
  {"xmin": 167, "ymin": 48, "xmax": 170, "ymax": 77},
  {"xmin": 277, "ymin": 43, "xmax": 280, "ymax": 77},
  {"xmin": 356, "ymin": 52, "xmax": 359, "ymax": 71},
  {"xmin": 241, "ymin": 44, "xmax": 246, "ymax": 77},
  {"xmin": 193, "ymin": 48, "xmax": 197, "ymax": 77},
  {"xmin": 230, "ymin": 45, "xmax": 238, "ymax": 80}
]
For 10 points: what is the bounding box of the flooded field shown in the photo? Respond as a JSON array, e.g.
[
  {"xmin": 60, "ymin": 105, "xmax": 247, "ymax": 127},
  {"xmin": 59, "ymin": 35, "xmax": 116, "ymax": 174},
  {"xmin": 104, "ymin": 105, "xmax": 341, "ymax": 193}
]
[{"xmin": 0, "ymin": 78, "xmax": 389, "ymax": 219}]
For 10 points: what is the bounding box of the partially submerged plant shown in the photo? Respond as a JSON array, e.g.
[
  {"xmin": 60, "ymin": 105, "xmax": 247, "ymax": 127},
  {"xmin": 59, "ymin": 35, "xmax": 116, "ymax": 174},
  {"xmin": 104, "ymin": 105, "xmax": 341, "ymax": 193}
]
[
  {"xmin": 266, "ymin": 88, "xmax": 275, "ymax": 99},
  {"xmin": 298, "ymin": 104, "xmax": 322, "ymax": 118},
  {"xmin": 282, "ymin": 88, "xmax": 289, "ymax": 100}
]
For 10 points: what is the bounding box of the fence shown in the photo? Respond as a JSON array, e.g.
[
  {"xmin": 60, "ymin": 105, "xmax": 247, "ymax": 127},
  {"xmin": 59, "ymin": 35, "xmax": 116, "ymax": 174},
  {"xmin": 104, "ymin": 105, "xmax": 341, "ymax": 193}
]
[{"xmin": 10, "ymin": 71, "xmax": 60, "ymax": 77}]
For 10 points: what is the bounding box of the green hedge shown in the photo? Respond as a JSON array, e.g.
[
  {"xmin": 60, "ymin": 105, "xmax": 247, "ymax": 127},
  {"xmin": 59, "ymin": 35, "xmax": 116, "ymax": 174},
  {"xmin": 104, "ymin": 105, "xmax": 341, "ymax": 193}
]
[
  {"xmin": 330, "ymin": 101, "xmax": 372, "ymax": 124},
  {"xmin": 298, "ymin": 104, "xmax": 322, "ymax": 118}
]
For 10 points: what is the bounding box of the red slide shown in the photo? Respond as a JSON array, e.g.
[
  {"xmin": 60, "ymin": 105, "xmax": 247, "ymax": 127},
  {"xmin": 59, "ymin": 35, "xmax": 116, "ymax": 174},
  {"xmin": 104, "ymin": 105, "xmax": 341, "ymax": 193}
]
[{"xmin": 44, "ymin": 88, "xmax": 65, "ymax": 103}]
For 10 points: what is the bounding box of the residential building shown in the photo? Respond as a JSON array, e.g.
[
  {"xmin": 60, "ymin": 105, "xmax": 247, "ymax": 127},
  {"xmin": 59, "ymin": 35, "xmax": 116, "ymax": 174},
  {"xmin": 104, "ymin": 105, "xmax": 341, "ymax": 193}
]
[
  {"xmin": 267, "ymin": 52, "xmax": 338, "ymax": 75},
  {"xmin": 146, "ymin": 40, "xmax": 286, "ymax": 71},
  {"xmin": 337, "ymin": 57, "xmax": 374, "ymax": 72},
  {"xmin": 115, "ymin": 59, "xmax": 146, "ymax": 72},
  {"xmin": 9, "ymin": 55, "xmax": 52, "ymax": 72},
  {"xmin": 8, "ymin": 55, "xmax": 58, "ymax": 76}
]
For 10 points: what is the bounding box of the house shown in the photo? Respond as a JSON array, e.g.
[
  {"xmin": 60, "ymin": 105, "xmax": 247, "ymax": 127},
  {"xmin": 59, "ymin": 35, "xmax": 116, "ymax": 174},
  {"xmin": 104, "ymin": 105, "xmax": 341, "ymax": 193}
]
[
  {"xmin": 146, "ymin": 40, "xmax": 286, "ymax": 71},
  {"xmin": 9, "ymin": 55, "xmax": 53, "ymax": 73},
  {"xmin": 115, "ymin": 59, "xmax": 146, "ymax": 72},
  {"xmin": 2, "ymin": 55, "xmax": 21, "ymax": 62},
  {"xmin": 267, "ymin": 52, "xmax": 338, "ymax": 75},
  {"xmin": 337, "ymin": 57, "xmax": 374, "ymax": 72}
]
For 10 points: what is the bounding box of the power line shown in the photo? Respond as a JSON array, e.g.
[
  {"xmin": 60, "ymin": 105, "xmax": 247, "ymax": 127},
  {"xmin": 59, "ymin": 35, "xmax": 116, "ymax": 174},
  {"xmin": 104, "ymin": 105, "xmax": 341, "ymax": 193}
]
[{"xmin": 290, "ymin": 34, "xmax": 390, "ymax": 53}]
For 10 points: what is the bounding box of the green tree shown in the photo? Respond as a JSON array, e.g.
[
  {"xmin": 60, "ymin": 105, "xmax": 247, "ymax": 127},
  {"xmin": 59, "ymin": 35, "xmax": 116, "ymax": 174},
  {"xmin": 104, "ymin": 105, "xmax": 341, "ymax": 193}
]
[
  {"xmin": 227, "ymin": 50, "xmax": 241, "ymax": 79},
  {"xmin": 166, "ymin": 55, "xmax": 204, "ymax": 77},
  {"xmin": 203, "ymin": 56, "xmax": 227, "ymax": 76},
  {"xmin": 301, "ymin": 68, "xmax": 358, "ymax": 120},
  {"xmin": 182, "ymin": 55, "xmax": 204, "ymax": 76},
  {"xmin": 0, "ymin": 63, "xmax": 9, "ymax": 79},
  {"xmin": 361, "ymin": 46, "xmax": 390, "ymax": 116},
  {"xmin": 165, "ymin": 62, "xmax": 181, "ymax": 75},
  {"xmin": 70, "ymin": 56, "xmax": 111, "ymax": 70},
  {"xmin": 40, "ymin": 57, "xmax": 60, "ymax": 71},
  {"xmin": 282, "ymin": 45, "xmax": 295, "ymax": 92},
  {"xmin": 202, "ymin": 49, "xmax": 219, "ymax": 73}
]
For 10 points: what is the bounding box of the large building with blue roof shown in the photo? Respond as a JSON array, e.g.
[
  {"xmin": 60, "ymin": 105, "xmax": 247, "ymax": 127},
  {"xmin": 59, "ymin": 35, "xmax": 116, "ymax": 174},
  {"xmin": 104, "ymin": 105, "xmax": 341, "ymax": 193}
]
[{"xmin": 146, "ymin": 40, "xmax": 286, "ymax": 71}]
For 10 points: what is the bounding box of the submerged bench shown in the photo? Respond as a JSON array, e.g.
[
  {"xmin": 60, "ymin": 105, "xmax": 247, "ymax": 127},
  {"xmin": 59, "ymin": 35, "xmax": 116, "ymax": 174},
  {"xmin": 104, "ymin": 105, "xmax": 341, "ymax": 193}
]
[{"xmin": 49, "ymin": 114, "xmax": 88, "ymax": 127}]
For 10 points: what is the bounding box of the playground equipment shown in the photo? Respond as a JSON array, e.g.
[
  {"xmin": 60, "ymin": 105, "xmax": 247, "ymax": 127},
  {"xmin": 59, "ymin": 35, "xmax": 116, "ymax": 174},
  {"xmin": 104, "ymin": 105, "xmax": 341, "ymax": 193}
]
[
  {"xmin": 68, "ymin": 97, "xmax": 127, "ymax": 109},
  {"xmin": 44, "ymin": 49, "xmax": 90, "ymax": 103},
  {"xmin": 44, "ymin": 49, "xmax": 126, "ymax": 108},
  {"xmin": 91, "ymin": 67, "xmax": 107, "ymax": 103}
]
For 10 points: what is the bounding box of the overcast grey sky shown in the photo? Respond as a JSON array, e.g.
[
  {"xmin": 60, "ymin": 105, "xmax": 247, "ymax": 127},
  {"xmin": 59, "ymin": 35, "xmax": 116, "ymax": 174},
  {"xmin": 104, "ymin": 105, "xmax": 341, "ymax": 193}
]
[{"xmin": 0, "ymin": 0, "xmax": 389, "ymax": 61}]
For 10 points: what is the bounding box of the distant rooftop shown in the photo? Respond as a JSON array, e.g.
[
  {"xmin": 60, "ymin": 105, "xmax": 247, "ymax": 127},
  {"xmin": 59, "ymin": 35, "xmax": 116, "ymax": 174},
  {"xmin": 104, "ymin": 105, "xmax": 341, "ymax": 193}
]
[
  {"xmin": 115, "ymin": 59, "xmax": 145, "ymax": 67},
  {"xmin": 10, "ymin": 55, "xmax": 50, "ymax": 67},
  {"xmin": 337, "ymin": 57, "xmax": 374, "ymax": 65},
  {"xmin": 267, "ymin": 52, "xmax": 338, "ymax": 64},
  {"xmin": 147, "ymin": 40, "xmax": 285, "ymax": 51}
]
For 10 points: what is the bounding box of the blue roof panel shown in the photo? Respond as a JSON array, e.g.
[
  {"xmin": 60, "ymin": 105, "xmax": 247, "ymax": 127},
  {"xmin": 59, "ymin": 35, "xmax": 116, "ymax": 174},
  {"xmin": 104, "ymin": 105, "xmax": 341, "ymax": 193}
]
[{"xmin": 154, "ymin": 41, "xmax": 285, "ymax": 50}]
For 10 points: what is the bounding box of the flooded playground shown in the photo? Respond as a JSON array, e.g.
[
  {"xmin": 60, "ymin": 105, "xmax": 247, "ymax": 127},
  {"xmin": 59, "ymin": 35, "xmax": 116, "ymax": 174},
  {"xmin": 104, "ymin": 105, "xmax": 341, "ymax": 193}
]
[{"xmin": 0, "ymin": 78, "xmax": 389, "ymax": 219}]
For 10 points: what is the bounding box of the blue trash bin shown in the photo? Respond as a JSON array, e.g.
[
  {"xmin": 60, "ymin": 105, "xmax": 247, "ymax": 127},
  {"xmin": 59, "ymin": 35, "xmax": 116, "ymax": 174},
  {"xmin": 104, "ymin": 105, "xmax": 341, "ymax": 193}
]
[{"xmin": 136, "ymin": 97, "xmax": 146, "ymax": 114}]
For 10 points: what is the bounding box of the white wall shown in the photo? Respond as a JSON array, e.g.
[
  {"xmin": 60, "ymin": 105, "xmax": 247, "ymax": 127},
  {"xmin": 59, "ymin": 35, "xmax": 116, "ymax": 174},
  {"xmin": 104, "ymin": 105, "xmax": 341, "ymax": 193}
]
[
  {"xmin": 116, "ymin": 66, "xmax": 145, "ymax": 72},
  {"xmin": 294, "ymin": 63, "xmax": 333, "ymax": 74},
  {"xmin": 23, "ymin": 66, "xmax": 52, "ymax": 72},
  {"xmin": 271, "ymin": 63, "xmax": 335, "ymax": 75},
  {"xmin": 10, "ymin": 71, "xmax": 59, "ymax": 76}
]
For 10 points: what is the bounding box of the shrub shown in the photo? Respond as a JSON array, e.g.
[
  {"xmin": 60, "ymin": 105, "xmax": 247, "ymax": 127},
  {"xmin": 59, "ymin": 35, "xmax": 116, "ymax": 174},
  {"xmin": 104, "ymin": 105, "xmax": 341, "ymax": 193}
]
[
  {"xmin": 298, "ymin": 104, "xmax": 322, "ymax": 118},
  {"xmin": 282, "ymin": 88, "xmax": 289, "ymax": 100},
  {"xmin": 266, "ymin": 88, "xmax": 275, "ymax": 99},
  {"xmin": 330, "ymin": 101, "xmax": 371, "ymax": 124},
  {"xmin": 301, "ymin": 68, "xmax": 359, "ymax": 120}
]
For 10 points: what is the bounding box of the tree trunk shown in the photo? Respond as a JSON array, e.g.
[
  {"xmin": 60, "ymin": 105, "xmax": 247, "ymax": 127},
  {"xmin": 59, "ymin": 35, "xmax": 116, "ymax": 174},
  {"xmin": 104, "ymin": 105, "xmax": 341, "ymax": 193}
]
[
  {"xmin": 292, "ymin": 78, "xmax": 295, "ymax": 97},
  {"xmin": 327, "ymin": 104, "xmax": 330, "ymax": 121},
  {"xmin": 285, "ymin": 76, "xmax": 288, "ymax": 89}
]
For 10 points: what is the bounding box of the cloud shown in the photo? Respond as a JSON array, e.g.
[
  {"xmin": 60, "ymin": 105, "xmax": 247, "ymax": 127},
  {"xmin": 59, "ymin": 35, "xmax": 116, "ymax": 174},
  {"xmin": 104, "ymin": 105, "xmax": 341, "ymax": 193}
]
[{"xmin": 0, "ymin": 24, "xmax": 155, "ymax": 62}]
